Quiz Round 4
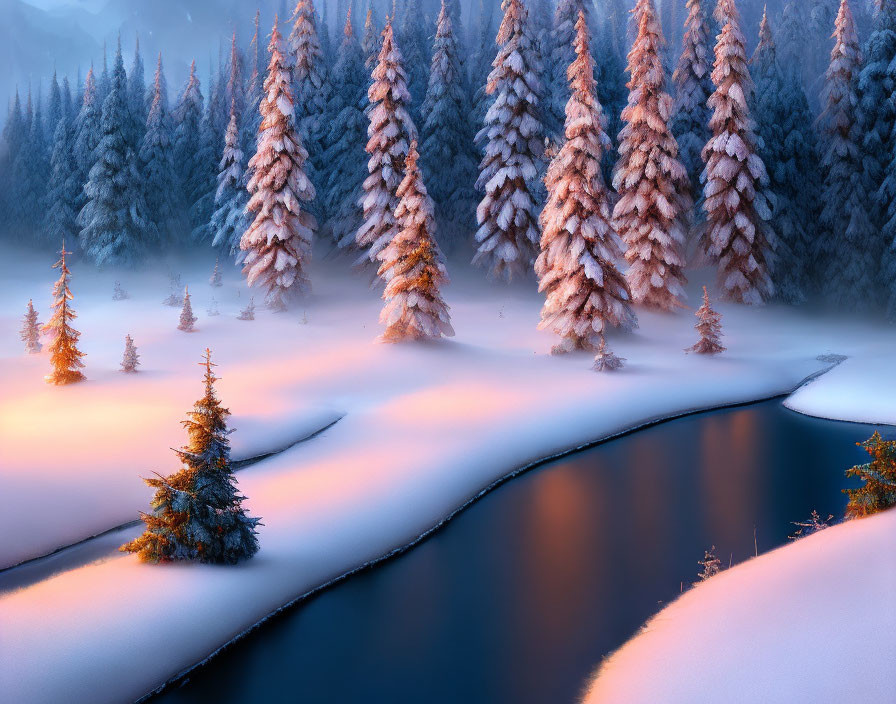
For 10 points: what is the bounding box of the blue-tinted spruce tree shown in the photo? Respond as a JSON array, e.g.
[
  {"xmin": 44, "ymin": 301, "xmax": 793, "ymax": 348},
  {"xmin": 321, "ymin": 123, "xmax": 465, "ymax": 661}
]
[
  {"xmin": 242, "ymin": 11, "xmax": 264, "ymax": 161},
  {"xmin": 173, "ymin": 61, "xmax": 208, "ymax": 239},
  {"xmin": 356, "ymin": 20, "xmax": 417, "ymax": 269},
  {"xmin": 289, "ymin": 0, "xmax": 331, "ymax": 221},
  {"xmin": 62, "ymin": 77, "xmax": 74, "ymax": 125},
  {"xmin": 547, "ymin": 0, "xmax": 595, "ymax": 141},
  {"xmin": 241, "ymin": 16, "xmax": 317, "ymax": 309},
  {"xmin": 0, "ymin": 91, "xmax": 25, "ymax": 235},
  {"xmin": 470, "ymin": 0, "xmax": 496, "ymax": 133},
  {"xmin": 46, "ymin": 72, "xmax": 63, "ymax": 140},
  {"xmin": 190, "ymin": 98, "xmax": 220, "ymax": 243},
  {"xmin": 73, "ymin": 68, "xmax": 101, "ymax": 215},
  {"xmin": 121, "ymin": 349, "xmax": 260, "ymax": 564},
  {"xmin": 98, "ymin": 42, "xmax": 111, "ymax": 103},
  {"xmin": 43, "ymin": 116, "xmax": 81, "ymax": 246},
  {"xmin": 421, "ymin": 0, "xmax": 478, "ymax": 253},
  {"xmin": 855, "ymin": 0, "xmax": 896, "ymax": 243},
  {"xmin": 398, "ymin": 0, "xmax": 430, "ymax": 125},
  {"xmin": 210, "ymin": 101, "xmax": 249, "ymax": 258},
  {"xmin": 361, "ymin": 4, "xmax": 381, "ymax": 79},
  {"xmin": 140, "ymin": 55, "xmax": 181, "ymax": 242},
  {"xmin": 325, "ymin": 11, "xmax": 369, "ymax": 249},
  {"xmin": 614, "ymin": 0, "xmax": 691, "ymax": 311},
  {"xmin": 11, "ymin": 90, "xmax": 49, "ymax": 240},
  {"xmin": 128, "ymin": 36, "xmax": 147, "ymax": 153},
  {"xmin": 671, "ymin": 0, "xmax": 713, "ymax": 196},
  {"xmin": 79, "ymin": 44, "xmax": 156, "ymax": 265},
  {"xmin": 818, "ymin": 0, "xmax": 876, "ymax": 310},
  {"xmin": 701, "ymin": 0, "xmax": 773, "ymax": 304},
  {"xmin": 473, "ymin": 0, "xmax": 544, "ymax": 281},
  {"xmin": 538, "ymin": 11, "xmax": 636, "ymax": 354},
  {"xmin": 751, "ymin": 10, "xmax": 820, "ymax": 303},
  {"xmin": 225, "ymin": 32, "xmax": 245, "ymax": 131}
]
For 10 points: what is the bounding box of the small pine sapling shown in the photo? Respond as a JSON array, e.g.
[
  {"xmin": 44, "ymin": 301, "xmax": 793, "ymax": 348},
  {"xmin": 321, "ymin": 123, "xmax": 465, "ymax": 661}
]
[
  {"xmin": 592, "ymin": 333, "xmax": 626, "ymax": 372},
  {"xmin": 178, "ymin": 287, "xmax": 197, "ymax": 332},
  {"xmin": 210, "ymin": 258, "xmax": 223, "ymax": 288},
  {"xmin": 121, "ymin": 334, "xmax": 140, "ymax": 372},
  {"xmin": 112, "ymin": 281, "xmax": 129, "ymax": 300},
  {"xmin": 20, "ymin": 299, "xmax": 42, "ymax": 354},
  {"xmin": 686, "ymin": 286, "xmax": 725, "ymax": 355},
  {"xmin": 844, "ymin": 431, "xmax": 896, "ymax": 519},
  {"xmin": 121, "ymin": 349, "xmax": 261, "ymax": 563},
  {"xmin": 43, "ymin": 244, "xmax": 86, "ymax": 385},
  {"xmin": 237, "ymin": 298, "xmax": 256, "ymax": 321},
  {"xmin": 163, "ymin": 273, "xmax": 184, "ymax": 306},
  {"xmin": 695, "ymin": 545, "xmax": 722, "ymax": 584},
  {"xmin": 207, "ymin": 297, "xmax": 220, "ymax": 316},
  {"xmin": 788, "ymin": 510, "xmax": 834, "ymax": 540}
]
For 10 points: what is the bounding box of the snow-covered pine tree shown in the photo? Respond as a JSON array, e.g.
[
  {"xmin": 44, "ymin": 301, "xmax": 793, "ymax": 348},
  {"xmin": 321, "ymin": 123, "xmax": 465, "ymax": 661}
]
[
  {"xmin": 242, "ymin": 11, "xmax": 264, "ymax": 160},
  {"xmin": 356, "ymin": 19, "xmax": 417, "ymax": 268},
  {"xmin": 0, "ymin": 90, "xmax": 25, "ymax": 234},
  {"xmin": 818, "ymin": 0, "xmax": 877, "ymax": 309},
  {"xmin": 79, "ymin": 42, "xmax": 157, "ymax": 266},
  {"xmin": 613, "ymin": 0, "xmax": 691, "ymax": 311},
  {"xmin": 547, "ymin": 0, "xmax": 595, "ymax": 140},
  {"xmin": 473, "ymin": 0, "xmax": 544, "ymax": 281},
  {"xmin": 700, "ymin": 0, "xmax": 774, "ymax": 305},
  {"xmin": 398, "ymin": 0, "xmax": 430, "ymax": 125},
  {"xmin": 189, "ymin": 93, "xmax": 221, "ymax": 244},
  {"xmin": 73, "ymin": 68, "xmax": 101, "ymax": 215},
  {"xmin": 42, "ymin": 243, "xmax": 85, "ymax": 385},
  {"xmin": 592, "ymin": 333, "xmax": 625, "ymax": 371},
  {"xmin": 241, "ymin": 16, "xmax": 317, "ymax": 310},
  {"xmin": 855, "ymin": 0, "xmax": 896, "ymax": 240},
  {"xmin": 289, "ymin": 0, "xmax": 331, "ymax": 219},
  {"xmin": 121, "ymin": 349, "xmax": 261, "ymax": 564},
  {"xmin": 695, "ymin": 545, "xmax": 722, "ymax": 582},
  {"xmin": 173, "ymin": 61, "xmax": 205, "ymax": 226},
  {"xmin": 325, "ymin": 10, "xmax": 369, "ymax": 249},
  {"xmin": 128, "ymin": 36, "xmax": 147, "ymax": 154},
  {"xmin": 210, "ymin": 100, "xmax": 250, "ymax": 257},
  {"xmin": 361, "ymin": 4, "xmax": 381, "ymax": 76},
  {"xmin": 225, "ymin": 32, "xmax": 245, "ymax": 131},
  {"xmin": 843, "ymin": 431, "xmax": 896, "ymax": 519},
  {"xmin": 113, "ymin": 280, "xmax": 129, "ymax": 300},
  {"xmin": 237, "ymin": 297, "xmax": 256, "ymax": 320},
  {"xmin": 20, "ymin": 299, "xmax": 42, "ymax": 354},
  {"xmin": 671, "ymin": 0, "xmax": 713, "ymax": 196},
  {"xmin": 686, "ymin": 285, "xmax": 725, "ymax": 354},
  {"xmin": 121, "ymin": 334, "xmax": 140, "ymax": 372},
  {"xmin": 750, "ymin": 10, "xmax": 819, "ymax": 304},
  {"xmin": 377, "ymin": 141, "xmax": 454, "ymax": 342},
  {"xmin": 178, "ymin": 287, "xmax": 197, "ymax": 331},
  {"xmin": 140, "ymin": 55, "xmax": 181, "ymax": 243},
  {"xmin": 470, "ymin": 0, "xmax": 497, "ymax": 132},
  {"xmin": 43, "ymin": 113, "xmax": 80, "ymax": 246},
  {"xmin": 11, "ymin": 88, "xmax": 49, "ymax": 240},
  {"xmin": 210, "ymin": 257, "xmax": 223, "ymax": 287},
  {"xmin": 420, "ymin": 0, "xmax": 478, "ymax": 252},
  {"xmin": 62, "ymin": 77, "xmax": 74, "ymax": 125},
  {"xmin": 537, "ymin": 10, "xmax": 636, "ymax": 354}
]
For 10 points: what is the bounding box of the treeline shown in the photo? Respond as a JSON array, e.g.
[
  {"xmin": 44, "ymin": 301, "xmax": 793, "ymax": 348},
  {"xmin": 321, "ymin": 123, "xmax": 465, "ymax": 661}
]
[{"xmin": 0, "ymin": 0, "xmax": 894, "ymax": 315}]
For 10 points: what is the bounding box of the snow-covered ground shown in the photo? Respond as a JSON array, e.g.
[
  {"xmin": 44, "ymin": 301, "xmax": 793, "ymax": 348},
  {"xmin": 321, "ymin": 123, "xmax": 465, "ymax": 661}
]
[
  {"xmin": 1, "ymin": 244, "xmax": 895, "ymax": 703},
  {"xmin": 583, "ymin": 507, "xmax": 896, "ymax": 703}
]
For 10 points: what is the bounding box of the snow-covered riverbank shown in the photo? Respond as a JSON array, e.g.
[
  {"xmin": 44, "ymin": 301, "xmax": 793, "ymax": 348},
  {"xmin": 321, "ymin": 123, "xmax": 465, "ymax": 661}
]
[{"xmin": 2, "ymin": 247, "xmax": 895, "ymax": 703}]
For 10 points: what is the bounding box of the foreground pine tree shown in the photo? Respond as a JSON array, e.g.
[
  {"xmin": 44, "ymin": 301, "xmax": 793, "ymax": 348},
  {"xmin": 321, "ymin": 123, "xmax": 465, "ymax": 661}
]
[
  {"xmin": 819, "ymin": 0, "xmax": 876, "ymax": 308},
  {"xmin": 701, "ymin": 0, "xmax": 774, "ymax": 304},
  {"xmin": 474, "ymin": 0, "xmax": 544, "ymax": 281},
  {"xmin": 671, "ymin": 0, "xmax": 713, "ymax": 195},
  {"xmin": 42, "ymin": 244, "xmax": 86, "ymax": 385},
  {"xmin": 121, "ymin": 349, "xmax": 261, "ymax": 564},
  {"xmin": 356, "ymin": 19, "xmax": 417, "ymax": 268},
  {"xmin": 121, "ymin": 334, "xmax": 140, "ymax": 372},
  {"xmin": 614, "ymin": 0, "xmax": 691, "ymax": 311},
  {"xmin": 20, "ymin": 299, "xmax": 42, "ymax": 354},
  {"xmin": 686, "ymin": 286, "xmax": 725, "ymax": 355},
  {"xmin": 537, "ymin": 11, "xmax": 635, "ymax": 354},
  {"xmin": 178, "ymin": 288, "xmax": 197, "ymax": 332},
  {"xmin": 844, "ymin": 431, "xmax": 896, "ymax": 519},
  {"xmin": 592, "ymin": 333, "xmax": 625, "ymax": 372},
  {"xmin": 377, "ymin": 141, "xmax": 454, "ymax": 342},
  {"xmin": 241, "ymin": 16, "xmax": 317, "ymax": 310}
]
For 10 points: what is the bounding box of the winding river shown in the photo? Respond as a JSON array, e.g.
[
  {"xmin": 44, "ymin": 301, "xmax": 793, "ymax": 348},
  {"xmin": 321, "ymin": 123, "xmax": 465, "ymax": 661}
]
[{"xmin": 153, "ymin": 400, "xmax": 873, "ymax": 704}]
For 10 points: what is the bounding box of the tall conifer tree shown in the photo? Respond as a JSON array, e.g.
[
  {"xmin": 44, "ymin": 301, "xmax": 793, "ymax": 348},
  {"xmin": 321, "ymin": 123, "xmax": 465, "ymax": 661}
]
[{"xmin": 43, "ymin": 244, "xmax": 85, "ymax": 385}]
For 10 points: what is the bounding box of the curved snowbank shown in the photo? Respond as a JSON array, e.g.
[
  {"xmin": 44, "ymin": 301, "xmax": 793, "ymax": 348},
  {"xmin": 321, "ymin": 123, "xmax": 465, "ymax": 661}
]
[{"xmin": 583, "ymin": 509, "xmax": 896, "ymax": 704}]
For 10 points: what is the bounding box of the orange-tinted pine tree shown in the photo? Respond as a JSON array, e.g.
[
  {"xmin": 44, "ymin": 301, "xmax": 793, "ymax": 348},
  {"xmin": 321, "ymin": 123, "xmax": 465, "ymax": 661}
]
[
  {"xmin": 377, "ymin": 141, "xmax": 454, "ymax": 342},
  {"xmin": 537, "ymin": 11, "xmax": 636, "ymax": 354},
  {"xmin": 42, "ymin": 244, "xmax": 85, "ymax": 385},
  {"xmin": 613, "ymin": 0, "xmax": 691, "ymax": 311},
  {"xmin": 844, "ymin": 432, "xmax": 896, "ymax": 519},
  {"xmin": 121, "ymin": 349, "xmax": 260, "ymax": 563}
]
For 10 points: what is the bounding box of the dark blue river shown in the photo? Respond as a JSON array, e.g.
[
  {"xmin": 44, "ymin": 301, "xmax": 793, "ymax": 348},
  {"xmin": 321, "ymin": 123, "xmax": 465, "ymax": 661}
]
[{"xmin": 155, "ymin": 401, "xmax": 874, "ymax": 704}]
